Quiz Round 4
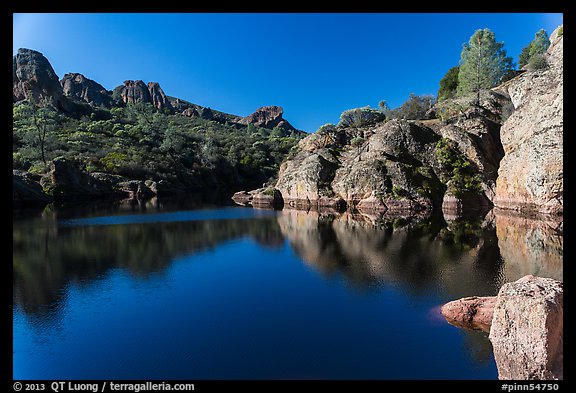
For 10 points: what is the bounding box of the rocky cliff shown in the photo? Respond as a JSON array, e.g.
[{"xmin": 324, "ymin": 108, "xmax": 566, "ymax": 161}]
[
  {"xmin": 13, "ymin": 48, "xmax": 71, "ymax": 111},
  {"xmin": 271, "ymin": 92, "xmax": 509, "ymax": 215},
  {"xmin": 246, "ymin": 25, "xmax": 563, "ymax": 217},
  {"xmin": 108, "ymin": 80, "xmax": 173, "ymax": 111},
  {"xmin": 61, "ymin": 72, "xmax": 111, "ymax": 107},
  {"xmin": 146, "ymin": 81, "xmax": 174, "ymax": 111},
  {"xmin": 493, "ymin": 25, "xmax": 563, "ymax": 215}
]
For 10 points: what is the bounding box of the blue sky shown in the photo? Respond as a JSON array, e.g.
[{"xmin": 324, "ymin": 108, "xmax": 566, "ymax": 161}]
[{"xmin": 13, "ymin": 13, "xmax": 563, "ymax": 132}]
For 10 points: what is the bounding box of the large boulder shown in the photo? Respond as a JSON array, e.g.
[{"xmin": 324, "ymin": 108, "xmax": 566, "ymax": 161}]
[
  {"xmin": 60, "ymin": 73, "xmax": 111, "ymax": 107},
  {"xmin": 13, "ymin": 170, "xmax": 51, "ymax": 204},
  {"xmin": 40, "ymin": 158, "xmax": 125, "ymax": 200},
  {"xmin": 275, "ymin": 147, "xmax": 342, "ymax": 208},
  {"xmin": 13, "ymin": 48, "xmax": 70, "ymax": 111},
  {"xmin": 273, "ymin": 119, "xmax": 453, "ymax": 213},
  {"xmin": 493, "ymin": 25, "xmax": 563, "ymax": 215},
  {"xmin": 489, "ymin": 275, "xmax": 563, "ymax": 380}
]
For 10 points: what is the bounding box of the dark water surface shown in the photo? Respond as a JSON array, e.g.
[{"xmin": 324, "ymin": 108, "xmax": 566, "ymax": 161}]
[{"xmin": 13, "ymin": 197, "xmax": 563, "ymax": 380}]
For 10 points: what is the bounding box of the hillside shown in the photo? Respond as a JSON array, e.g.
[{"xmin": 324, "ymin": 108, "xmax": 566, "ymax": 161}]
[{"xmin": 13, "ymin": 48, "xmax": 306, "ymax": 203}]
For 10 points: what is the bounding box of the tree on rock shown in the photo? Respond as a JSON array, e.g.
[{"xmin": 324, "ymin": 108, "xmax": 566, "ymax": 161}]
[
  {"xmin": 518, "ymin": 29, "xmax": 550, "ymax": 70},
  {"xmin": 437, "ymin": 66, "xmax": 459, "ymax": 101},
  {"xmin": 457, "ymin": 28, "xmax": 514, "ymax": 103}
]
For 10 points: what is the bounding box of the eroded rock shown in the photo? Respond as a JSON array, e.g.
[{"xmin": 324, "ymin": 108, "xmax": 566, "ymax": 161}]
[
  {"xmin": 441, "ymin": 296, "xmax": 496, "ymax": 333},
  {"xmin": 60, "ymin": 73, "xmax": 111, "ymax": 107},
  {"xmin": 493, "ymin": 25, "xmax": 563, "ymax": 215},
  {"xmin": 238, "ymin": 105, "xmax": 296, "ymax": 131},
  {"xmin": 489, "ymin": 275, "xmax": 563, "ymax": 380},
  {"xmin": 13, "ymin": 48, "xmax": 70, "ymax": 111}
]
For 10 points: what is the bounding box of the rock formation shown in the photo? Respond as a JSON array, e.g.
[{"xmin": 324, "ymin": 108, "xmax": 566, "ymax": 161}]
[
  {"xmin": 112, "ymin": 80, "xmax": 173, "ymax": 111},
  {"xmin": 441, "ymin": 296, "xmax": 496, "ymax": 333},
  {"xmin": 243, "ymin": 25, "xmax": 563, "ymax": 217},
  {"xmin": 441, "ymin": 275, "xmax": 563, "ymax": 380},
  {"xmin": 113, "ymin": 80, "xmax": 151, "ymax": 105},
  {"xmin": 13, "ymin": 170, "xmax": 52, "ymax": 204},
  {"xmin": 232, "ymin": 188, "xmax": 284, "ymax": 209},
  {"xmin": 40, "ymin": 158, "xmax": 126, "ymax": 200},
  {"xmin": 272, "ymin": 114, "xmax": 502, "ymax": 214},
  {"xmin": 493, "ymin": 25, "xmax": 563, "ymax": 215},
  {"xmin": 12, "ymin": 157, "xmax": 189, "ymax": 204},
  {"xmin": 147, "ymin": 81, "xmax": 173, "ymax": 111},
  {"xmin": 60, "ymin": 72, "xmax": 111, "ymax": 107},
  {"xmin": 13, "ymin": 48, "xmax": 71, "ymax": 111},
  {"xmin": 490, "ymin": 275, "xmax": 563, "ymax": 380},
  {"xmin": 238, "ymin": 105, "xmax": 296, "ymax": 131}
]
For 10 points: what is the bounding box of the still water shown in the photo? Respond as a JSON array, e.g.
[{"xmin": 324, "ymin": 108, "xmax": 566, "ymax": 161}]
[{"xmin": 13, "ymin": 197, "xmax": 563, "ymax": 380}]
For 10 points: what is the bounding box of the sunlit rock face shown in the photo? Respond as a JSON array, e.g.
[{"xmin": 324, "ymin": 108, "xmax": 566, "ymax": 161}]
[
  {"xmin": 238, "ymin": 106, "xmax": 296, "ymax": 131},
  {"xmin": 493, "ymin": 25, "xmax": 563, "ymax": 215},
  {"xmin": 13, "ymin": 48, "xmax": 71, "ymax": 111},
  {"xmin": 112, "ymin": 80, "xmax": 173, "ymax": 111},
  {"xmin": 490, "ymin": 275, "xmax": 563, "ymax": 380}
]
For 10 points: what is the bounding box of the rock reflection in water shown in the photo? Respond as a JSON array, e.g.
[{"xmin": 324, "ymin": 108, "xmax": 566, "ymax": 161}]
[
  {"xmin": 494, "ymin": 209, "xmax": 562, "ymax": 281},
  {"xmin": 13, "ymin": 201, "xmax": 562, "ymax": 375},
  {"xmin": 275, "ymin": 207, "xmax": 562, "ymax": 366},
  {"xmin": 277, "ymin": 208, "xmax": 562, "ymax": 296}
]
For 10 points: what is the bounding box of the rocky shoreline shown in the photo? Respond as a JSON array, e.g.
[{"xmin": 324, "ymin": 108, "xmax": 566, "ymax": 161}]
[
  {"xmin": 232, "ymin": 25, "xmax": 563, "ymax": 219},
  {"xmin": 13, "ymin": 157, "xmax": 187, "ymax": 205}
]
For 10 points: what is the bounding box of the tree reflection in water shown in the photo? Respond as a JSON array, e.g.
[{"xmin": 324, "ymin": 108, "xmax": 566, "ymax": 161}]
[{"xmin": 13, "ymin": 198, "xmax": 562, "ymax": 368}]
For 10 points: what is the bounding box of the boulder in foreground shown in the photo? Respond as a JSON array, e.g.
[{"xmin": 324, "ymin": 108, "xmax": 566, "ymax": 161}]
[{"xmin": 489, "ymin": 275, "xmax": 563, "ymax": 380}]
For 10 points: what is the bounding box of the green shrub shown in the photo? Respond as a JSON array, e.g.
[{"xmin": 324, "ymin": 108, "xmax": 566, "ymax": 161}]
[
  {"xmin": 339, "ymin": 106, "xmax": 386, "ymax": 127},
  {"xmin": 437, "ymin": 67, "xmax": 460, "ymax": 102},
  {"xmin": 435, "ymin": 138, "xmax": 482, "ymax": 197},
  {"xmin": 527, "ymin": 54, "xmax": 548, "ymax": 71},
  {"xmin": 100, "ymin": 152, "xmax": 128, "ymax": 173}
]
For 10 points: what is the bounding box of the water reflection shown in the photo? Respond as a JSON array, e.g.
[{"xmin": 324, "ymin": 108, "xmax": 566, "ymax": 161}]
[
  {"xmin": 13, "ymin": 209, "xmax": 283, "ymax": 318},
  {"xmin": 14, "ymin": 202, "xmax": 563, "ymax": 318},
  {"xmin": 277, "ymin": 209, "xmax": 505, "ymax": 297},
  {"xmin": 14, "ymin": 200, "xmax": 562, "ymax": 375}
]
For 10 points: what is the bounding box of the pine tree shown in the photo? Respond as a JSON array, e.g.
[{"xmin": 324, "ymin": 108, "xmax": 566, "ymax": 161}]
[
  {"xmin": 457, "ymin": 28, "xmax": 514, "ymax": 103},
  {"xmin": 519, "ymin": 29, "xmax": 550, "ymax": 69},
  {"xmin": 437, "ymin": 66, "xmax": 460, "ymax": 101},
  {"xmin": 529, "ymin": 29, "xmax": 550, "ymax": 58}
]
